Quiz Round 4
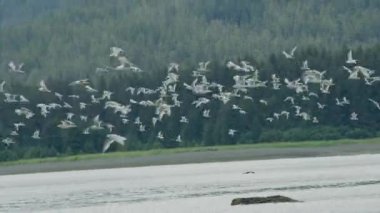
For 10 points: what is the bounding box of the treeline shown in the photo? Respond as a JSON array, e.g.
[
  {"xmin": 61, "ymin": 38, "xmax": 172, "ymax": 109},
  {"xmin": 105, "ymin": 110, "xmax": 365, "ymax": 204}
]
[
  {"xmin": 1, "ymin": 45, "xmax": 380, "ymax": 161},
  {"xmin": 1, "ymin": 0, "xmax": 380, "ymax": 82}
]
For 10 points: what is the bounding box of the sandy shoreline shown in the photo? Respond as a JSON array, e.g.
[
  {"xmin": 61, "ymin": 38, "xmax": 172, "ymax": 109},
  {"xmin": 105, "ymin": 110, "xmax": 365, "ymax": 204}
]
[{"xmin": 1, "ymin": 142, "xmax": 380, "ymax": 176}]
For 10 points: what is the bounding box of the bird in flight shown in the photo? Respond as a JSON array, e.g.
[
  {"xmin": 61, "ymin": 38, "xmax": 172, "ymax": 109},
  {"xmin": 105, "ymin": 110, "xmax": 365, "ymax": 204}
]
[
  {"xmin": 8, "ymin": 61, "xmax": 25, "ymax": 73},
  {"xmin": 282, "ymin": 46, "xmax": 297, "ymax": 59},
  {"xmin": 346, "ymin": 50, "xmax": 357, "ymax": 64},
  {"xmin": 102, "ymin": 134, "xmax": 126, "ymax": 153}
]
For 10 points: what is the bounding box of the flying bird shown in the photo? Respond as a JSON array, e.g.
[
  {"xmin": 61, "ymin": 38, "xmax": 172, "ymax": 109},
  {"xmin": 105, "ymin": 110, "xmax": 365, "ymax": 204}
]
[
  {"xmin": 8, "ymin": 61, "xmax": 25, "ymax": 73},
  {"xmin": 39, "ymin": 80, "xmax": 51, "ymax": 93},
  {"xmin": 368, "ymin": 98, "xmax": 380, "ymax": 110},
  {"xmin": 346, "ymin": 50, "xmax": 357, "ymax": 64},
  {"xmin": 282, "ymin": 46, "xmax": 297, "ymax": 59},
  {"xmin": 102, "ymin": 134, "xmax": 126, "ymax": 153}
]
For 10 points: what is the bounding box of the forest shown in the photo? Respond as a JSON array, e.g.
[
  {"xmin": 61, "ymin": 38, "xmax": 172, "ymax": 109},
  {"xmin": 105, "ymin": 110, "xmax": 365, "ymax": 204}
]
[{"xmin": 1, "ymin": 0, "xmax": 380, "ymax": 161}]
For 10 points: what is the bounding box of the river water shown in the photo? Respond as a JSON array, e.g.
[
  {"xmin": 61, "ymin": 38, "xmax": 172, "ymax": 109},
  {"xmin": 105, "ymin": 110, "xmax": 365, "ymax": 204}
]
[{"xmin": 1, "ymin": 154, "xmax": 380, "ymax": 213}]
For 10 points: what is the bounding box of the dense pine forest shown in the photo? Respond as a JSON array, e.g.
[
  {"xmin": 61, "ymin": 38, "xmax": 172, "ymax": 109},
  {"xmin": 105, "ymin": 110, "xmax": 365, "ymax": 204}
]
[{"xmin": 1, "ymin": 0, "xmax": 380, "ymax": 161}]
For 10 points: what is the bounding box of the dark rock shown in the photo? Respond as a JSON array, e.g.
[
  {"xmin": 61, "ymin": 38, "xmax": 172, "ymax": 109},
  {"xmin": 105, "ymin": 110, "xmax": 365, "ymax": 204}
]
[
  {"xmin": 231, "ymin": 195, "xmax": 300, "ymax": 205},
  {"xmin": 243, "ymin": 171, "xmax": 255, "ymax": 174}
]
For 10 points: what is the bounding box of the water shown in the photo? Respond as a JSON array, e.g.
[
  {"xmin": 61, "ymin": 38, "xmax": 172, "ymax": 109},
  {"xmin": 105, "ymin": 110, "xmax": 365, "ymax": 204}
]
[{"xmin": 1, "ymin": 154, "xmax": 380, "ymax": 213}]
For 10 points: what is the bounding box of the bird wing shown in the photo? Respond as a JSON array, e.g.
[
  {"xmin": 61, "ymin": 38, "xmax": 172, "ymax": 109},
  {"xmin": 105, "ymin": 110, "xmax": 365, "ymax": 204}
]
[
  {"xmin": 102, "ymin": 139, "xmax": 114, "ymax": 153},
  {"xmin": 347, "ymin": 50, "xmax": 353, "ymax": 61},
  {"xmin": 282, "ymin": 51, "xmax": 291, "ymax": 58},
  {"xmin": 290, "ymin": 46, "xmax": 297, "ymax": 55}
]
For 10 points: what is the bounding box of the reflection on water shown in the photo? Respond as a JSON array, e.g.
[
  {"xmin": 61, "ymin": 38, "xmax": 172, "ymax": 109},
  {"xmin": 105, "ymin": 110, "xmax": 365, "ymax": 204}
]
[{"xmin": 1, "ymin": 154, "xmax": 380, "ymax": 212}]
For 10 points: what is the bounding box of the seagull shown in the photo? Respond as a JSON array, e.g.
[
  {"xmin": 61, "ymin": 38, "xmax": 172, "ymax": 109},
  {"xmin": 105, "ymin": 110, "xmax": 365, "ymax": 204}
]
[
  {"xmin": 308, "ymin": 92, "xmax": 319, "ymax": 98},
  {"xmin": 85, "ymin": 85, "xmax": 98, "ymax": 93},
  {"xmin": 180, "ymin": 116, "xmax": 189, "ymax": 123},
  {"xmin": 80, "ymin": 115, "xmax": 88, "ymax": 122},
  {"xmin": 232, "ymin": 104, "xmax": 242, "ymax": 110},
  {"xmin": 202, "ymin": 109, "xmax": 210, "ymax": 118},
  {"xmin": 280, "ymin": 111, "xmax": 290, "ymax": 119},
  {"xmin": 8, "ymin": 61, "xmax": 25, "ymax": 73},
  {"xmin": 19, "ymin": 95, "xmax": 30, "ymax": 103},
  {"xmin": 350, "ymin": 112, "xmax": 359, "ymax": 121},
  {"xmin": 47, "ymin": 103, "xmax": 62, "ymax": 110},
  {"xmin": 101, "ymin": 90, "xmax": 113, "ymax": 100},
  {"xmin": 282, "ymin": 46, "xmax": 297, "ymax": 59},
  {"xmin": 364, "ymin": 76, "xmax": 380, "ymax": 85},
  {"xmin": 243, "ymin": 95, "xmax": 254, "ymax": 101},
  {"xmin": 346, "ymin": 50, "xmax": 357, "ymax": 64},
  {"xmin": 126, "ymin": 87, "xmax": 135, "ymax": 95},
  {"xmin": 342, "ymin": 66, "xmax": 360, "ymax": 79},
  {"xmin": 57, "ymin": 120, "xmax": 77, "ymax": 129},
  {"xmin": 175, "ymin": 135, "xmax": 182, "ymax": 143},
  {"xmin": 139, "ymin": 124, "xmax": 146, "ymax": 132},
  {"xmin": 134, "ymin": 117, "xmax": 142, "ymax": 125},
  {"xmin": 69, "ymin": 79, "xmax": 90, "ymax": 86},
  {"xmin": 273, "ymin": 113, "xmax": 281, "ymax": 120},
  {"xmin": 110, "ymin": 46, "xmax": 125, "ymax": 57},
  {"xmin": 228, "ymin": 129, "xmax": 237, "ymax": 137},
  {"xmin": 66, "ymin": 112, "xmax": 75, "ymax": 120},
  {"xmin": 68, "ymin": 95, "xmax": 80, "ymax": 99},
  {"xmin": 82, "ymin": 128, "xmax": 90, "ymax": 135},
  {"xmin": 32, "ymin": 130, "xmax": 41, "ymax": 139},
  {"xmin": 95, "ymin": 67, "xmax": 109, "ymax": 73},
  {"xmin": 39, "ymin": 80, "xmax": 51, "ymax": 93},
  {"xmin": 284, "ymin": 96, "xmax": 295, "ymax": 105},
  {"xmin": 91, "ymin": 95, "xmax": 100, "ymax": 104},
  {"xmin": 4, "ymin": 93, "xmax": 18, "ymax": 103},
  {"xmin": 259, "ymin": 99, "xmax": 268, "ymax": 106},
  {"xmin": 192, "ymin": 97, "xmax": 210, "ymax": 108},
  {"xmin": 239, "ymin": 109, "xmax": 247, "ymax": 114},
  {"xmin": 197, "ymin": 61, "xmax": 210, "ymax": 72},
  {"xmin": 14, "ymin": 122, "xmax": 25, "ymax": 131},
  {"xmin": 105, "ymin": 123, "xmax": 115, "ymax": 132},
  {"xmin": 10, "ymin": 131, "xmax": 19, "ymax": 136},
  {"xmin": 79, "ymin": 102, "xmax": 87, "ymax": 110},
  {"xmin": 15, "ymin": 107, "xmax": 35, "ymax": 119},
  {"xmin": 157, "ymin": 131, "xmax": 164, "ymax": 140},
  {"xmin": 0, "ymin": 81, "xmax": 6, "ymax": 93},
  {"xmin": 152, "ymin": 117, "xmax": 158, "ymax": 126},
  {"xmin": 301, "ymin": 60, "xmax": 310, "ymax": 70},
  {"xmin": 102, "ymin": 134, "xmax": 126, "ymax": 153},
  {"xmin": 368, "ymin": 98, "xmax": 380, "ymax": 110},
  {"xmin": 168, "ymin": 63, "xmax": 179, "ymax": 73},
  {"xmin": 54, "ymin": 92, "xmax": 63, "ymax": 101},
  {"xmin": 90, "ymin": 115, "xmax": 104, "ymax": 130},
  {"xmin": 317, "ymin": 102, "xmax": 327, "ymax": 109},
  {"xmin": 63, "ymin": 102, "xmax": 73, "ymax": 109},
  {"xmin": 2, "ymin": 137, "xmax": 16, "ymax": 146},
  {"xmin": 336, "ymin": 97, "xmax": 350, "ymax": 106},
  {"xmin": 115, "ymin": 56, "xmax": 132, "ymax": 70},
  {"xmin": 121, "ymin": 118, "xmax": 129, "ymax": 124}
]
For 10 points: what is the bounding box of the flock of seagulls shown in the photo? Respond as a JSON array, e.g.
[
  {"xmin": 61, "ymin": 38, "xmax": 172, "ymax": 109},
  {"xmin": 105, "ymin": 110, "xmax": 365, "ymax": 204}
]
[{"xmin": 1, "ymin": 46, "xmax": 379, "ymax": 153}]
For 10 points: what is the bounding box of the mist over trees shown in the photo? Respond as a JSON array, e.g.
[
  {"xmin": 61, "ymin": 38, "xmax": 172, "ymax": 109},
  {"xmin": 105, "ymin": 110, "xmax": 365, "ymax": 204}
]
[{"xmin": 1, "ymin": 0, "xmax": 380, "ymax": 161}]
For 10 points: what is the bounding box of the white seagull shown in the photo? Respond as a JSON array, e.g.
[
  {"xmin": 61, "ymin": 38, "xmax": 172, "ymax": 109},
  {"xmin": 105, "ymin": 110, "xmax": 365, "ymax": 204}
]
[
  {"xmin": 39, "ymin": 80, "xmax": 51, "ymax": 93},
  {"xmin": 32, "ymin": 130, "xmax": 41, "ymax": 139},
  {"xmin": 368, "ymin": 98, "xmax": 380, "ymax": 110},
  {"xmin": 346, "ymin": 50, "xmax": 357, "ymax": 64},
  {"xmin": 8, "ymin": 61, "xmax": 25, "ymax": 73},
  {"xmin": 102, "ymin": 134, "xmax": 126, "ymax": 153},
  {"xmin": 282, "ymin": 46, "xmax": 297, "ymax": 59}
]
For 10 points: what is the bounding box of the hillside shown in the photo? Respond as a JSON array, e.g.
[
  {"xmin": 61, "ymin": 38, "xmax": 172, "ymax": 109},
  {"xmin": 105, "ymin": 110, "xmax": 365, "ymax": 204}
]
[{"xmin": 1, "ymin": 0, "xmax": 380, "ymax": 81}]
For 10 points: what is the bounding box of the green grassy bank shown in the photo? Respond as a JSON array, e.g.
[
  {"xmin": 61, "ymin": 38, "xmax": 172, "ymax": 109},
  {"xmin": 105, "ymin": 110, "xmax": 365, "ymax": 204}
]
[{"xmin": 2, "ymin": 137, "xmax": 380, "ymax": 167}]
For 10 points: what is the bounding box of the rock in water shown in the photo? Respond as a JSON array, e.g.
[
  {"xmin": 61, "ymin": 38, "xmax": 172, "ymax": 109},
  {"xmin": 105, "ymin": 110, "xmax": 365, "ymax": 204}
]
[{"xmin": 231, "ymin": 195, "xmax": 300, "ymax": 205}]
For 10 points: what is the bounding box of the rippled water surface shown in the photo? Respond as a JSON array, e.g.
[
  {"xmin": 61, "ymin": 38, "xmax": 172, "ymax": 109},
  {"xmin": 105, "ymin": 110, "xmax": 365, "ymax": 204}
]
[{"xmin": 1, "ymin": 154, "xmax": 380, "ymax": 213}]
